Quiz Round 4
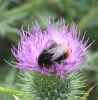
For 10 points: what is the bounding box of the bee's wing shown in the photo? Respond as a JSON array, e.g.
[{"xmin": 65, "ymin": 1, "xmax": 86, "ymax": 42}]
[
  {"xmin": 47, "ymin": 45, "xmax": 67, "ymax": 61},
  {"xmin": 48, "ymin": 42, "xmax": 58, "ymax": 49}
]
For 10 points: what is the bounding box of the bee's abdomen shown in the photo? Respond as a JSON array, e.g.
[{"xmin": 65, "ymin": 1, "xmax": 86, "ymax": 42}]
[{"xmin": 38, "ymin": 52, "xmax": 53, "ymax": 69}]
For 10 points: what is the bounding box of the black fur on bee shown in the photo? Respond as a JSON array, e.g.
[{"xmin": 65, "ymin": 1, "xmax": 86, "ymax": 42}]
[{"xmin": 38, "ymin": 43, "xmax": 69, "ymax": 69}]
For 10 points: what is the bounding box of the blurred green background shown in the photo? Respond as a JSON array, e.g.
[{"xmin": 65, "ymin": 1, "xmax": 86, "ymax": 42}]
[{"xmin": 0, "ymin": 0, "xmax": 98, "ymax": 100}]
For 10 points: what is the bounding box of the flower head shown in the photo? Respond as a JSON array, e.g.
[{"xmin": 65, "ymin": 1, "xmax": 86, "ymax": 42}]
[{"xmin": 10, "ymin": 18, "xmax": 93, "ymax": 80}]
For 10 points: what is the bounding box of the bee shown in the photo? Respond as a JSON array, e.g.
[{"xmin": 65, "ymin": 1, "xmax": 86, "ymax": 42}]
[{"xmin": 38, "ymin": 42, "xmax": 71, "ymax": 70}]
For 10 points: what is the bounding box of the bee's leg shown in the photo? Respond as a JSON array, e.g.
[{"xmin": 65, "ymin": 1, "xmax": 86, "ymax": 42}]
[
  {"xmin": 57, "ymin": 61, "xmax": 67, "ymax": 65},
  {"xmin": 60, "ymin": 61, "xmax": 67, "ymax": 65},
  {"xmin": 54, "ymin": 66, "xmax": 57, "ymax": 73}
]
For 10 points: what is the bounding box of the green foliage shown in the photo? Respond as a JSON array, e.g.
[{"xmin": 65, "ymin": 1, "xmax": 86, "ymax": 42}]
[
  {"xmin": 0, "ymin": 13, "xmax": 27, "ymax": 36},
  {"xmin": 0, "ymin": 68, "xmax": 18, "ymax": 100}
]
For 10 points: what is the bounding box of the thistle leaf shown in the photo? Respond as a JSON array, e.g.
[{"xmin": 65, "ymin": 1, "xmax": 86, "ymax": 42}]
[
  {"xmin": 0, "ymin": 87, "xmax": 23, "ymax": 95},
  {"xmin": 81, "ymin": 83, "xmax": 98, "ymax": 100},
  {"xmin": 13, "ymin": 95, "xmax": 21, "ymax": 100}
]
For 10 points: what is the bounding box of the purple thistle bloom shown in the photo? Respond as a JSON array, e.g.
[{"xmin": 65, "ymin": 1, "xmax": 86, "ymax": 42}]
[{"xmin": 10, "ymin": 19, "xmax": 93, "ymax": 80}]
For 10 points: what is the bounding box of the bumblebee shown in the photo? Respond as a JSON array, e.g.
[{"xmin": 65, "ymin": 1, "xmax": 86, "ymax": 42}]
[{"xmin": 38, "ymin": 42, "xmax": 70, "ymax": 69}]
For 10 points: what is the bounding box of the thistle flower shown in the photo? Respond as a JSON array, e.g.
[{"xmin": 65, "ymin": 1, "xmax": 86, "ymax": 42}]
[
  {"xmin": 8, "ymin": 18, "xmax": 94, "ymax": 100},
  {"xmin": 10, "ymin": 19, "xmax": 93, "ymax": 80}
]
